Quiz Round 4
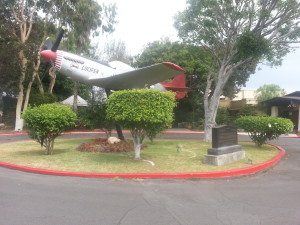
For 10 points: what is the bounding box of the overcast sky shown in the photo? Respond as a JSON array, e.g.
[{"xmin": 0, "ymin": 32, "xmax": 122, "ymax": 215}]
[{"xmin": 101, "ymin": 0, "xmax": 300, "ymax": 93}]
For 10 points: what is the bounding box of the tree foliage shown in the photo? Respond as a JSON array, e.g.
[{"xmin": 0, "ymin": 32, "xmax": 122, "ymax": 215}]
[
  {"xmin": 23, "ymin": 103, "xmax": 77, "ymax": 154},
  {"xmin": 256, "ymin": 84, "xmax": 286, "ymax": 102},
  {"xmin": 175, "ymin": 0, "xmax": 300, "ymax": 141},
  {"xmin": 0, "ymin": 0, "xmax": 117, "ymax": 130},
  {"xmin": 135, "ymin": 40, "xmax": 209, "ymax": 122},
  {"xmin": 106, "ymin": 89, "xmax": 176, "ymax": 159}
]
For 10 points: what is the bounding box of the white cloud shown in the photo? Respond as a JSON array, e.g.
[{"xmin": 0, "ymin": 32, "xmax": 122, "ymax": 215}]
[{"xmin": 99, "ymin": 0, "xmax": 186, "ymax": 55}]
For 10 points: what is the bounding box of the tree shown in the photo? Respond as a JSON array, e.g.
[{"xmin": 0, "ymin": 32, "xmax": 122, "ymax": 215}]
[
  {"xmin": 1, "ymin": 0, "xmax": 117, "ymax": 130},
  {"xmin": 256, "ymin": 84, "xmax": 286, "ymax": 102},
  {"xmin": 96, "ymin": 39, "xmax": 132, "ymax": 64},
  {"xmin": 175, "ymin": 0, "xmax": 300, "ymax": 141},
  {"xmin": 23, "ymin": 103, "xmax": 77, "ymax": 155},
  {"xmin": 135, "ymin": 40, "xmax": 210, "ymax": 124},
  {"xmin": 106, "ymin": 89, "xmax": 176, "ymax": 159}
]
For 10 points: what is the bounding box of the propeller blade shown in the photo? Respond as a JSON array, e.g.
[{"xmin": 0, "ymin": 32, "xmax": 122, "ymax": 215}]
[
  {"xmin": 43, "ymin": 37, "xmax": 53, "ymax": 50},
  {"xmin": 51, "ymin": 28, "xmax": 65, "ymax": 52}
]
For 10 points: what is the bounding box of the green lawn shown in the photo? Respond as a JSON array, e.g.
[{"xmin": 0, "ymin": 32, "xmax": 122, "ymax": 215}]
[{"xmin": 0, "ymin": 138, "xmax": 279, "ymax": 173}]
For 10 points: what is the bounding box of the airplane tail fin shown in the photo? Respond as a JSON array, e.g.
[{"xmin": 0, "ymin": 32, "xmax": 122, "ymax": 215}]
[{"xmin": 160, "ymin": 74, "xmax": 189, "ymax": 100}]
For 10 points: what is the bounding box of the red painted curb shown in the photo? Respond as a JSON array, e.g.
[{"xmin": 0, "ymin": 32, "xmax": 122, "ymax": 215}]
[{"xmin": 0, "ymin": 145, "xmax": 285, "ymax": 179}]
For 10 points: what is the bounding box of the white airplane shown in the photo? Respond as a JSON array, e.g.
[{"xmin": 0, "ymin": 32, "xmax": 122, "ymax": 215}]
[{"xmin": 40, "ymin": 29, "xmax": 188, "ymax": 99}]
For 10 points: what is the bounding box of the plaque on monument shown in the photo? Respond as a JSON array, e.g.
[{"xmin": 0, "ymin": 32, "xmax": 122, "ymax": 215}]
[
  {"xmin": 208, "ymin": 125, "xmax": 242, "ymax": 155},
  {"xmin": 204, "ymin": 125, "xmax": 245, "ymax": 166},
  {"xmin": 212, "ymin": 125, "xmax": 238, "ymax": 148}
]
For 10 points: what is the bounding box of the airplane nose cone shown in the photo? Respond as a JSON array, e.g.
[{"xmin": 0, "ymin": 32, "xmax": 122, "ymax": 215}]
[{"xmin": 40, "ymin": 50, "xmax": 57, "ymax": 62}]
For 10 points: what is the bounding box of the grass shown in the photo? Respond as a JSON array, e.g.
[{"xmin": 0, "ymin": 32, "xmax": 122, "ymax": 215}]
[{"xmin": 0, "ymin": 138, "xmax": 279, "ymax": 173}]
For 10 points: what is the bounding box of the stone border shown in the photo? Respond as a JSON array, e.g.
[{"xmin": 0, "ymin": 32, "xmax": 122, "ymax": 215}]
[{"xmin": 0, "ymin": 143, "xmax": 286, "ymax": 179}]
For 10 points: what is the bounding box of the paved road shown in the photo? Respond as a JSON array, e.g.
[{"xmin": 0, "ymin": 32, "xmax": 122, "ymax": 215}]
[{"xmin": 0, "ymin": 133, "xmax": 299, "ymax": 225}]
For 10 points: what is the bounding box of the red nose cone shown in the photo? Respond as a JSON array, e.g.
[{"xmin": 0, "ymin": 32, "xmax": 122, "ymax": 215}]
[{"xmin": 40, "ymin": 50, "xmax": 57, "ymax": 62}]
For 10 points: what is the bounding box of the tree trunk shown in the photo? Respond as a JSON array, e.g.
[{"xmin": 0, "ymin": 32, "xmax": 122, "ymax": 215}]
[
  {"xmin": 73, "ymin": 81, "xmax": 78, "ymax": 112},
  {"xmin": 45, "ymin": 137, "xmax": 54, "ymax": 155},
  {"xmin": 33, "ymin": 57, "xmax": 44, "ymax": 94},
  {"xmin": 133, "ymin": 135, "xmax": 142, "ymax": 159},
  {"xmin": 203, "ymin": 64, "xmax": 231, "ymax": 142},
  {"xmin": 36, "ymin": 74, "xmax": 44, "ymax": 94},
  {"xmin": 15, "ymin": 50, "xmax": 27, "ymax": 131},
  {"xmin": 23, "ymin": 62, "xmax": 40, "ymax": 113},
  {"xmin": 116, "ymin": 124, "xmax": 125, "ymax": 140},
  {"xmin": 23, "ymin": 80, "xmax": 34, "ymax": 112},
  {"xmin": 48, "ymin": 67, "xmax": 56, "ymax": 93},
  {"xmin": 204, "ymin": 98, "xmax": 219, "ymax": 141},
  {"xmin": 131, "ymin": 129, "xmax": 143, "ymax": 159}
]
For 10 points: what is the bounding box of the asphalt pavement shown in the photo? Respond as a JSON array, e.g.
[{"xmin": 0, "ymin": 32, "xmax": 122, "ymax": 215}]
[{"xmin": 0, "ymin": 132, "xmax": 299, "ymax": 225}]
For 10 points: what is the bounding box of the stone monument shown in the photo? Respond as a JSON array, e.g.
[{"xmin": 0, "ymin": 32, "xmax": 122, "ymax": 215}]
[{"xmin": 204, "ymin": 125, "xmax": 245, "ymax": 166}]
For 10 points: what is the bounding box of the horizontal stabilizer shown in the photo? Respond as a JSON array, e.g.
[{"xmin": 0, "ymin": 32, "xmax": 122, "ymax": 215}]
[{"xmin": 160, "ymin": 74, "xmax": 189, "ymax": 100}]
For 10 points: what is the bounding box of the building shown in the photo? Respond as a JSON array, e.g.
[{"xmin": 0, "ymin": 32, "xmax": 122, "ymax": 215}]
[
  {"xmin": 263, "ymin": 91, "xmax": 300, "ymax": 132},
  {"xmin": 232, "ymin": 90, "xmax": 257, "ymax": 105},
  {"xmin": 219, "ymin": 89, "xmax": 257, "ymax": 109}
]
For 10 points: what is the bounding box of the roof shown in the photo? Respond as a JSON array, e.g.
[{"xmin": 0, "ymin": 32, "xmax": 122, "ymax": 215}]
[
  {"xmin": 285, "ymin": 91, "xmax": 300, "ymax": 97},
  {"xmin": 263, "ymin": 92, "xmax": 300, "ymax": 106},
  {"xmin": 61, "ymin": 95, "xmax": 88, "ymax": 107}
]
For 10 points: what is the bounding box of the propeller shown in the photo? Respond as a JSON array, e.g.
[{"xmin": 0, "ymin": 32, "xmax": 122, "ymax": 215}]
[
  {"xmin": 40, "ymin": 27, "xmax": 65, "ymax": 80},
  {"xmin": 40, "ymin": 28, "xmax": 65, "ymax": 62},
  {"xmin": 51, "ymin": 28, "xmax": 65, "ymax": 52}
]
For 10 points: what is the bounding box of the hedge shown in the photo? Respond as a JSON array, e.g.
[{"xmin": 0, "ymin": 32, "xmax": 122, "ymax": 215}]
[{"xmin": 236, "ymin": 116, "xmax": 293, "ymax": 147}]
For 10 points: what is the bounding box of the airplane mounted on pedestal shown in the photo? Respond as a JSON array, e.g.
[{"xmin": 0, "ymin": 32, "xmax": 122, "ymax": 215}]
[{"xmin": 40, "ymin": 29, "xmax": 189, "ymax": 99}]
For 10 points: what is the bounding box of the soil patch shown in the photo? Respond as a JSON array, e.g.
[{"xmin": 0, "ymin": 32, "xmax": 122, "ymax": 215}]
[{"xmin": 77, "ymin": 138, "xmax": 139, "ymax": 153}]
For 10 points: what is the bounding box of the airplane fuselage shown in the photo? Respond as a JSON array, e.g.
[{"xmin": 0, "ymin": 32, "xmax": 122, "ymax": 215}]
[{"xmin": 53, "ymin": 51, "xmax": 133, "ymax": 83}]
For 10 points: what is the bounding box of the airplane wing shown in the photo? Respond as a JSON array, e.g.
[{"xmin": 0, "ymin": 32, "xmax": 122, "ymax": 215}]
[{"xmin": 88, "ymin": 62, "xmax": 184, "ymax": 90}]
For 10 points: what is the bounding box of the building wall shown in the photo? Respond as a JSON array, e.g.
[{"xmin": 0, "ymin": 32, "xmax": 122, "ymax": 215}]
[{"xmin": 232, "ymin": 90, "xmax": 257, "ymax": 105}]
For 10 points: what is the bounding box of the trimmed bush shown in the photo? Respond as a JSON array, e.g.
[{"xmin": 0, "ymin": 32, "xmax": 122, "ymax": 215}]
[
  {"xmin": 236, "ymin": 116, "xmax": 293, "ymax": 147},
  {"xmin": 106, "ymin": 89, "xmax": 176, "ymax": 159},
  {"xmin": 23, "ymin": 103, "xmax": 77, "ymax": 154}
]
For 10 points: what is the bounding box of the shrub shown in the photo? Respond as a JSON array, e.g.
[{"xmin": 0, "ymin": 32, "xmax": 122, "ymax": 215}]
[
  {"xmin": 236, "ymin": 116, "xmax": 293, "ymax": 147},
  {"xmin": 29, "ymin": 93, "xmax": 58, "ymax": 106},
  {"xmin": 216, "ymin": 107, "xmax": 232, "ymax": 125},
  {"xmin": 106, "ymin": 89, "xmax": 176, "ymax": 159},
  {"xmin": 236, "ymin": 105, "xmax": 267, "ymax": 117},
  {"xmin": 23, "ymin": 103, "xmax": 77, "ymax": 154},
  {"xmin": 77, "ymin": 104, "xmax": 114, "ymax": 137}
]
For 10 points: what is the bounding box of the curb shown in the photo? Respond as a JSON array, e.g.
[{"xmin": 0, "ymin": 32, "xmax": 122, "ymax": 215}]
[{"xmin": 0, "ymin": 145, "xmax": 285, "ymax": 179}]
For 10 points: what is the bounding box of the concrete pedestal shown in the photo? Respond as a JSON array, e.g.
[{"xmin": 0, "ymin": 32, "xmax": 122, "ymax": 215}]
[{"xmin": 203, "ymin": 150, "xmax": 246, "ymax": 166}]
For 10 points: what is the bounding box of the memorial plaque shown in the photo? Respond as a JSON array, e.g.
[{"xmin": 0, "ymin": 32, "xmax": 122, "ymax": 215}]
[
  {"xmin": 205, "ymin": 125, "xmax": 245, "ymax": 165},
  {"xmin": 212, "ymin": 125, "xmax": 238, "ymax": 148},
  {"xmin": 208, "ymin": 125, "xmax": 242, "ymax": 156}
]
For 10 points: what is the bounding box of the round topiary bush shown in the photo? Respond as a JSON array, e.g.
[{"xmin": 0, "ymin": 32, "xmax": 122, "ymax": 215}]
[
  {"xmin": 106, "ymin": 89, "xmax": 176, "ymax": 159},
  {"xmin": 236, "ymin": 116, "xmax": 293, "ymax": 147},
  {"xmin": 23, "ymin": 103, "xmax": 77, "ymax": 154}
]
